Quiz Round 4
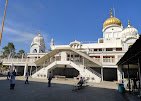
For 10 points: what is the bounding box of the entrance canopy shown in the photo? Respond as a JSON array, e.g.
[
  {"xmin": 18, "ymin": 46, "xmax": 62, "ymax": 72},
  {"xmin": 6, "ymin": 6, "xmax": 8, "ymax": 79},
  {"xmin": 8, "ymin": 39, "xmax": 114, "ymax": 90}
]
[
  {"xmin": 117, "ymin": 36, "xmax": 141, "ymax": 95},
  {"xmin": 34, "ymin": 47, "xmax": 102, "ymax": 67}
]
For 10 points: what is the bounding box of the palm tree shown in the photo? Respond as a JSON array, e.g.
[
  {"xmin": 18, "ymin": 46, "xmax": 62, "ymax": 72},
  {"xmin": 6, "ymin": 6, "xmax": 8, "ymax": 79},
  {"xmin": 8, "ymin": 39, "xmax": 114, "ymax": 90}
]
[{"xmin": 17, "ymin": 49, "xmax": 25, "ymax": 58}]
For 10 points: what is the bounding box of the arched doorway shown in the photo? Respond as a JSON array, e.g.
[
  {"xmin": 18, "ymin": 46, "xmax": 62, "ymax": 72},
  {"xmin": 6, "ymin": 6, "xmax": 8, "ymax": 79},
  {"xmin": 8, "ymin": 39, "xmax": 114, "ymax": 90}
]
[{"xmin": 48, "ymin": 65, "xmax": 79, "ymax": 78}]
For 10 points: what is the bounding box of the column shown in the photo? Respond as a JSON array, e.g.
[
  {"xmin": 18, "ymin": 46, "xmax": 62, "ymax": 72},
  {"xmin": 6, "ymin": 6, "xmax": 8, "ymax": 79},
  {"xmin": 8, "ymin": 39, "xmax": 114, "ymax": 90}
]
[
  {"xmin": 138, "ymin": 58, "xmax": 141, "ymax": 96},
  {"xmin": 127, "ymin": 64, "xmax": 131, "ymax": 92},
  {"xmin": 61, "ymin": 52, "xmax": 67, "ymax": 61},
  {"xmin": 83, "ymin": 57, "xmax": 85, "ymax": 72},
  {"xmin": 117, "ymin": 65, "xmax": 123, "ymax": 82},
  {"xmin": 69, "ymin": 51, "xmax": 71, "ymax": 61},
  {"xmin": 24, "ymin": 63, "xmax": 28, "ymax": 76},
  {"xmin": 9, "ymin": 63, "xmax": 14, "ymax": 72},
  {"xmin": 82, "ymin": 58, "xmax": 84, "ymax": 66},
  {"xmin": 101, "ymin": 67, "xmax": 103, "ymax": 81},
  {"xmin": 30, "ymin": 66, "xmax": 32, "ymax": 76}
]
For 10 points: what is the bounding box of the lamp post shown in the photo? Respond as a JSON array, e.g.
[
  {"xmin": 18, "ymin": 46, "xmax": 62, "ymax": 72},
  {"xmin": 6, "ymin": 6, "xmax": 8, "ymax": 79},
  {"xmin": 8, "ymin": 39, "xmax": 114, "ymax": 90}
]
[{"xmin": 0, "ymin": 0, "xmax": 8, "ymax": 45}]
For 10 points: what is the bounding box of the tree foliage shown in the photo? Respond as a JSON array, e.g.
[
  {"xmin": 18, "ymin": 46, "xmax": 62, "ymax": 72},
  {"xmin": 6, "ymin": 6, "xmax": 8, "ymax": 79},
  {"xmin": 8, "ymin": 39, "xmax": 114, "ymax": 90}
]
[
  {"xmin": 1, "ymin": 42, "xmax": 25, "ymax": 58},
  {"xmin": 1, "ymin": 42, "xmax": 15, "ymax": 58},
  {"xmin": 16, "ymin": 49, "xmax": 25, "ymax": 58}
]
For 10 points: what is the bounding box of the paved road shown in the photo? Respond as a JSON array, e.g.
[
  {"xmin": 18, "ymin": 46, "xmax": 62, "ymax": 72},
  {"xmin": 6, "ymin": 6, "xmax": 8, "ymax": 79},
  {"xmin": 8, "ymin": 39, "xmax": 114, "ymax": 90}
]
[{"xmin": 0, "ymin": 77, "xmax": 126, "ymax": 101}]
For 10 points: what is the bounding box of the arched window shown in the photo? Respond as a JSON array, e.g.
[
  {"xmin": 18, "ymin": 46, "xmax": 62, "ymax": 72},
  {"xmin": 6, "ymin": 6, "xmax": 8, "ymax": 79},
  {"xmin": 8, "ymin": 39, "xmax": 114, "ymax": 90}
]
[
  {"xmin": 33, "ymin": 49, "xmax": 37, "ymax": 53},
  {"xmin": 40, "ymin": 50, "xmax": 44, "ymax": 53}
]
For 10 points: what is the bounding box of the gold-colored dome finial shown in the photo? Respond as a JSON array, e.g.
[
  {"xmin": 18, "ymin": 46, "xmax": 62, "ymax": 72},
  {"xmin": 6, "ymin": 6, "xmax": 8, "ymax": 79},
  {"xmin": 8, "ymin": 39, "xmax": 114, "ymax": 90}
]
[
  {"xmin": 103, "ymin": 9, "xmax": 122, "ymax": 29},
  {"xmin": 110, "ymin": 9, "xmax": 113, "ymax": 17}
]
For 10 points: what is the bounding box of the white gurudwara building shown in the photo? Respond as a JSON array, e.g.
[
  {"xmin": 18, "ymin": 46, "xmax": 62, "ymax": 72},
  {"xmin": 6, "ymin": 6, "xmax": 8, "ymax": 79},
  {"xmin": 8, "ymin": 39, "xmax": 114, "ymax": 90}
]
[{"xmin": 2, "ymin": 10, "xmax": 139, "ymax": 83}]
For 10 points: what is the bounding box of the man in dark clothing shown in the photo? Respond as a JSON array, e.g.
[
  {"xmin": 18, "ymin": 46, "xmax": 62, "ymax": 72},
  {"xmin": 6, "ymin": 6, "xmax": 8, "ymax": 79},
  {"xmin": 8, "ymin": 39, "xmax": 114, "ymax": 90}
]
[
  {"xmin": 48, "ymin": 71, "xmax": 52, "ymax": 87},
  {"xmin": 10, "ymin": 73, "xmax": 15, "ymax": 90},
  {"xmin": 25, "ymin": 72, "xmax": 29, "ymax": 84},
  {"xmin": 77, "ymin": 77, "xmax": 84, "ymax": 89}
]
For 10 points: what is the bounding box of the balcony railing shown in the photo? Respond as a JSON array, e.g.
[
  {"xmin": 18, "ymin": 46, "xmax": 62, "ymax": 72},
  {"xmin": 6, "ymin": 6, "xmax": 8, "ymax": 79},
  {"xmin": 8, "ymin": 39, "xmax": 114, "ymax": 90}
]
[{"xmin": 2, "ymin": 58, "xmax": 38, "ymax": 64}]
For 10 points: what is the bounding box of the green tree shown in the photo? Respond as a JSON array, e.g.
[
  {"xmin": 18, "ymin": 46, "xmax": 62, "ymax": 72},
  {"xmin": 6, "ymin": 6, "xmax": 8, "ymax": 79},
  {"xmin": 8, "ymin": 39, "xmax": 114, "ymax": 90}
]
[
  {"xmin": 16, "ymin": 49, "xmax": 25, "ymax": 58},
  {"xmin": 1, "ymin": 42, "xmax": 15, "ymax": 58}
]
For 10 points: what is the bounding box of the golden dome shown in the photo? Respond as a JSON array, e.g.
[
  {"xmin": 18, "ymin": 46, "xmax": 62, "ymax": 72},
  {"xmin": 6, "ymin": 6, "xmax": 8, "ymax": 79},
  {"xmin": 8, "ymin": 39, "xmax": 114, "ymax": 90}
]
[{"xmin": 103, "ymin": 9, "xmax": 122, "ymax": 29}]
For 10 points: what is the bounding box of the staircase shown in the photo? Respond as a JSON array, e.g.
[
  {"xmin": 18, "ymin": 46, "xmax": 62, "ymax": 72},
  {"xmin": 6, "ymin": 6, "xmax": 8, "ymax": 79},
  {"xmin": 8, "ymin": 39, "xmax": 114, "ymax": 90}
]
[{"xmin": 32, "ymin": 60, "xmax": 101, "ymax": 83}]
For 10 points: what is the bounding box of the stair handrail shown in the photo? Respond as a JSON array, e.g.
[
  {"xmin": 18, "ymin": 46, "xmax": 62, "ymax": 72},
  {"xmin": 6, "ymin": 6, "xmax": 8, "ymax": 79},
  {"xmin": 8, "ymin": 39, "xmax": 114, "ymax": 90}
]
[
  {"xmin": 32, "ymin": 58, "xmax": 58, "ymax": 75},
  {"xmin": 86, "ymin": 67, "xmax": 102, "ymax": 78},
  {"xmin": 31, "ymin": 66, "xmax": 43, "ymax": 75},
  {"xmin": 73, "ymin": 61, "xmax": 101, "ymax": 78}
]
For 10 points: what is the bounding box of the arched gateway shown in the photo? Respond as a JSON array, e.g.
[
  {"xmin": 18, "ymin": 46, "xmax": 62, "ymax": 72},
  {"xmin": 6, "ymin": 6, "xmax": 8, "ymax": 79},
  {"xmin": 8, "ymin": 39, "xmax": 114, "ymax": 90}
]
[{"xmin": 32, "ymin": 47, "xmax": 102, "ymax": 83}]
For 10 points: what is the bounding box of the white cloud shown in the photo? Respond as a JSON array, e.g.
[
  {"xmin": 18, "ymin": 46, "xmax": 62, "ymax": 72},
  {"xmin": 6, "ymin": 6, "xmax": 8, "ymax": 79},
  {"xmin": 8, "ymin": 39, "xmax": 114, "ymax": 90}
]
[{"xmin": 4, "ymin": 27, "xmax": 35, "ymax": 42}]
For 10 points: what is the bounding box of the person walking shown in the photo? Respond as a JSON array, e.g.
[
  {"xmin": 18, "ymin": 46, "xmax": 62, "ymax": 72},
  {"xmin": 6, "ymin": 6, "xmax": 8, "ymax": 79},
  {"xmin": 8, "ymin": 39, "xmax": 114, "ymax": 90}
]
[
  {"xmin": 77, "ymin": 77, "xmax": 84, "ymax": 89},
  {"xmin": 48, "ymin": 71, "xmax": 53, "ymax": 87},
  {"xmin": 25, "ymin": 72, "xmax": 29, "ymax": 84},
  {"xmin": 9, "ymin": 73, "xmax": 15, "ymax": 90}
]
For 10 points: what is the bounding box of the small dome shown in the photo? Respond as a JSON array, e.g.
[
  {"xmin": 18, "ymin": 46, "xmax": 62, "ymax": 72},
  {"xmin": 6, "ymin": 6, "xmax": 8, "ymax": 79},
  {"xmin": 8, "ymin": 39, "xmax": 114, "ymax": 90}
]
[
  {"xmin": 103, "ymin": 9, "xmax": 122, "ymax": 29},
  {"xmin": 69, "ymin": 40, "xmax": 81, "ymax": 45},
  {"xmin": 32, "ymin": 33, "xmax": 45, "ymax": 45},
  {"xmin": 122, "ymin": 20, "xmax": 138, "ymax": 38},
  {"xmin": 69, "ymin": 40, "xmax": 82, "ymax": 49},
  {"xmin": 30, "ymin": 33, "xmax": 46, "ymax": 53}
]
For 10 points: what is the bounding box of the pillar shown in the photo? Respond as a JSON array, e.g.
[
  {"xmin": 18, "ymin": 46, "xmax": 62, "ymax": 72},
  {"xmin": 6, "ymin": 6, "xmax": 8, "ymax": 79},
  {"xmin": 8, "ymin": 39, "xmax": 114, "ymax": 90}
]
[
  {"xmin": 24, "ymin": 63, "xmax": 28, "ymax": 76},
  {"xmin": 127, "ymin": 64, "xmax": 131, "ymax": 92},
  {"xmin": 117, "ymin": 65, "xmax": 123, "ymax": 82},
  {"xmin": 82, "ymin": 58, "xmax": 85, "ymax": 72},
  {"xmin": 9, "ymin": 63, "xmax": 14, "ymax": 72},
  {"xmin": 61, "ymin": 52, "xmax": 67, "ymax": 61},
  {"xmin": 101, "ymin": 67, "xmax": 103, "ymax": 81},
  {"xmin": 30, "ymin": 66, "xmax": 32, "ymax": 76},
  {"xmin": 138, "ymin": 58, "xmax": 141, "ymax": 96}
]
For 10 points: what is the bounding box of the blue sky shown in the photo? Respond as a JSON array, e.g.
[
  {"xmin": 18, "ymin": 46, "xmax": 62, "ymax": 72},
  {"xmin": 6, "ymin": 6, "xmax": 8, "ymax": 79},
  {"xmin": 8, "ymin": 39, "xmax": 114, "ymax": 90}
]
[{"xmin": 0, "ymin": 0, "xmax": 141, "ymax": 52}]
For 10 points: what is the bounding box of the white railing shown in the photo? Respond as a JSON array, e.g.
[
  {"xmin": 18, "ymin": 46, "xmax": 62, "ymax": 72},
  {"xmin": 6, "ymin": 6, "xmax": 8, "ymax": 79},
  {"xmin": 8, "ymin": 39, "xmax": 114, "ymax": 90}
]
[
  {"xmin": 2, "ymin": 58, "xmax": 38, "ymax": 64},
  {"xmin": 93, "ymin": 58, "xmax": 116, "ymax": 64},
  {"xmin": 103, "ymin": 58, "xmax": 115, "ymax": 63},
  {"xmin": 73, "ymin": 62, "xmax": 101, "ymax": 78},
  {"xmin": 86, "ymin": 67, "xmax": 101, "ymax": 78},
  {"xmin": 93, "ymin": 58, "xmax": 101, "ymax": 62},
  {"xmin": 32, "ymin": 67, "xmax": 42, "ymax": 75}
]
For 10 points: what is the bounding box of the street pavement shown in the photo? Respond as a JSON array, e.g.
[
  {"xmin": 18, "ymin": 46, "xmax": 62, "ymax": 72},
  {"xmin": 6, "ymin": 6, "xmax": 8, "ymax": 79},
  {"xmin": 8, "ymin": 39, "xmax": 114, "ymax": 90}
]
[{"xmin": 0, "ymin": 77, "xmax": 128, "ymax": 101}]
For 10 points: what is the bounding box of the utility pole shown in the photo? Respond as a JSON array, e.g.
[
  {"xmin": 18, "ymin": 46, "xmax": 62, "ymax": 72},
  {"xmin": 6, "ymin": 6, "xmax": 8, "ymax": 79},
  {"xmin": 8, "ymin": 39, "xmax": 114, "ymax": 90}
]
[{"xmin": 0, "ymin": 0, "xmax": 8, "ymax": 45}]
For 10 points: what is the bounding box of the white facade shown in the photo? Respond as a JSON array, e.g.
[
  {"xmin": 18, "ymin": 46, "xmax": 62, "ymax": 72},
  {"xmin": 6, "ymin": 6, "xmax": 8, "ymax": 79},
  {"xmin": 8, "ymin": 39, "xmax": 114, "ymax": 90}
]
[
  {"xmin": 2, "ymin": 10, "xmax": 139, "ymax": 82},
  {"xmin": 49, "ymin": 11, "xmax": 139, "ymax": 81},
  {"xmin": 51, "ymin": 22, "xmax": 139, "ymax": 66}
]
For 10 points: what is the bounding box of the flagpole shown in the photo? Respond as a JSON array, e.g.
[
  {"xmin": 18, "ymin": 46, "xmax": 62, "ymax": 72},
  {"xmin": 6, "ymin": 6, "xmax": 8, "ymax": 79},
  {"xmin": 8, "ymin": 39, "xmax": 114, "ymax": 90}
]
[{"xmin": 0, "ymin": 0, "xmax": 8, "ymax": 45}]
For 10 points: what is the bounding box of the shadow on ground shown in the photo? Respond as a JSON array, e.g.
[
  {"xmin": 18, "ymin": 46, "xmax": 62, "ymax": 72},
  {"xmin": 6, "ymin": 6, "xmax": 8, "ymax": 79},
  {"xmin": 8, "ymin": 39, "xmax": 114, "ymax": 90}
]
[{"xmin": 0, "ymin": 78, "xmax": 127, "ymax": 101}]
